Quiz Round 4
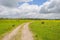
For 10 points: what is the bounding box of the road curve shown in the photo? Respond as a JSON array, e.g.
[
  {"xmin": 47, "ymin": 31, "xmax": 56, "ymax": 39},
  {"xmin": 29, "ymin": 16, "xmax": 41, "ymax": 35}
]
[
  {"xmin": 2, "ymin": 24, "xmax": 24, "ymax": 40},
  {"xmin": 2, "ymin": 22, "xmax": 34, "ymax": 40}
]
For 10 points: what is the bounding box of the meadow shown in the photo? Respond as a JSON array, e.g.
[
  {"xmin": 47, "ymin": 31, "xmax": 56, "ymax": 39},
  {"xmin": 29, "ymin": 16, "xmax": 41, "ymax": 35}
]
[
  {"xmin": 0, "ymin": 19, "xmax": 60, "ymax": 40},
  {"xmin": 0, "ymin": 19, "xmax": 32, "ymax": 37},
  {"xmin": 29, "ymin": 20, "xmax": 60, "ymax": 40}
]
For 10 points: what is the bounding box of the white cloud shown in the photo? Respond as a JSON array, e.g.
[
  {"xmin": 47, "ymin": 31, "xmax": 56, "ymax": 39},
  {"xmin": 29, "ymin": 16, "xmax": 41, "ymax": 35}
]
[
  {"xmin": 18, "ymin": 3, "xmax": 40, "ymax": 13},
  {"xmin": 19, "ymin": 0, "xmax": 33, "ymax": 2},
  {"xmin": 0, "ymin": 0, "xmax": 60, "ymax": 19},
  {"xmin": 40, "ymin": 0, "xmax": 60, "ymax": 13},
  {"xmin": 0, "ymin": 0, "xmax": 32, "ymax": 7}
]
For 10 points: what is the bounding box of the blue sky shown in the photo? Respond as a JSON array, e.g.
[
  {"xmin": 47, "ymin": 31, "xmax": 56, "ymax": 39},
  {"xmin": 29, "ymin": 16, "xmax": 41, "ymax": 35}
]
[
  {"xmin": 19, "ymin": 0, "xmax": 47, "ymax": 6},
  {"xmin": 28, "ymin": 0, "xmax": 47, "ymax": 5}
]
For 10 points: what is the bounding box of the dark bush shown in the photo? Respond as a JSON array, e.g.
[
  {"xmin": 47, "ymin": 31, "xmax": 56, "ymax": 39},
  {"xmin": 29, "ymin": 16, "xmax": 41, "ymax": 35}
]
[
  {"xmin": 41, "ymin": 22, "xmax": 45, "ymax": 24},
  {"xmin": 35, "ymin": 35, "xmax": 38, "ymax": 37},
  {"xmin": 12, "ymin": 25, "xmax": 15, "ymax": 27}
]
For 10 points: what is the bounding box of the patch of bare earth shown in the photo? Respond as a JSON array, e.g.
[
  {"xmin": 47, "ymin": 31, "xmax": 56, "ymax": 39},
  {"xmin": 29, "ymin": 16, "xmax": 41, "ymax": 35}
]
[{"xmin": 21, "ymin": 23, "xmax": 34, "ymax": 40}]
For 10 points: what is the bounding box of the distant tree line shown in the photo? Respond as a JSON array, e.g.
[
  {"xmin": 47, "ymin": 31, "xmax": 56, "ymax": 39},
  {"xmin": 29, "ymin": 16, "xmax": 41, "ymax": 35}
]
[{"xmin": 0, "ymin": 18, "xmax": 60, "ymax": 20}]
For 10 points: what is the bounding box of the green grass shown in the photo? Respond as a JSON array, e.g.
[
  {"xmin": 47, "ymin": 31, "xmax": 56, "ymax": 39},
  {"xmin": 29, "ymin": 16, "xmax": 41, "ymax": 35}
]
[
  {"xmin": 29, "ymin": 20, "xmax": 60, "ymax": 40},
  {"xmin": 0, "ymin": 19, "xmax": 32, "ymax": 36}
]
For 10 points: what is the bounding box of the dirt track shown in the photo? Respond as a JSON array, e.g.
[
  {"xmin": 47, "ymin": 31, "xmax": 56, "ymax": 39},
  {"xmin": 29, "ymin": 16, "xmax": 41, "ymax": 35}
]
[
  {"xmin": 2, "ymin": 22, "xmax": 33, "ymax": 40},
  {"xmin": 21, "ymin": 23, "xmax": 33, "ymax": 40}
]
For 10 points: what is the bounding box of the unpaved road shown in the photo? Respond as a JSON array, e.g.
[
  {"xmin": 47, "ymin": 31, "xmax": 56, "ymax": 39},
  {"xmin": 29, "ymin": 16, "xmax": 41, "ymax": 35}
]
[
  {"xmin": 2, "ymin": 22, "xmax": 33, "ymax": 40},
  {"xmin": 2, "ymin": 23, "xmax": 24, "ymax": 40},
  {"xmin": 21, "ymin": 23, "xmax": 33, "ymax": 40}
]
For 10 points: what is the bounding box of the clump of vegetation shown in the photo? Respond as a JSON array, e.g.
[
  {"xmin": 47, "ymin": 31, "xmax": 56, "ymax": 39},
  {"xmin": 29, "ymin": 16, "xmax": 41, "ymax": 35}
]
[
  {"xmin": 12, "ymin": 24, "xmax": 15, "ymax": 27},
  {"xmin": 41, "ymin": 21, "xmax": 45, "ymax": 24},
  {"xmin": 35, "ymin": 34, "xmax": 38, "ymax": 37}
]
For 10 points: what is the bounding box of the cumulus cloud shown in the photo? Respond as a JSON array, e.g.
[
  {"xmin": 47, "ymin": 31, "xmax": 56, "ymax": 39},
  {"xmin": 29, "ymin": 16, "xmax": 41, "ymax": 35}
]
[
  {"xmin": 0, "ymin": 0, "xmax": 60, "ymax": 19},
  {"xmin": 37, "ymin": 0, "xmax": 60, "ymax": 19},
  {"xmin": 40, "ymin": 0, "xmax": 60, "ymax": 13},
  {"xmin": 0, "ymin": 0, "xmax": 32, "ymax": 7},
  {"xmin": 18, "ymin": 3, "xmax": 40, "ymax": 13}
]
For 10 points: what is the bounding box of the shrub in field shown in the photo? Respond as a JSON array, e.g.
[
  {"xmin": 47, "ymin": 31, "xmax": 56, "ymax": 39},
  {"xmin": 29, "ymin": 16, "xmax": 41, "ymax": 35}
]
[
  {"xmin": 12, "ymin": 25, "xmax": 15, "ymax": 27},
  {"xmin": 41, "ymin": 22, "xmax": 45, "ymax": 24}
]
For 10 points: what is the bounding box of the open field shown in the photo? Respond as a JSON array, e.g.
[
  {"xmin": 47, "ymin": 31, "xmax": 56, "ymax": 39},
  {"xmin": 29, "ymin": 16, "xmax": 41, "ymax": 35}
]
[
  {"xmin": 29, "ymin": 20, "xmax": 60, "ymax": 40},
  {"xmin": 0, "ymin": 19, "xmax": 60, "ymax": 40},
  {"xmin": 0, "ymin": 19, "xmax": 32, "ymax": 37}
]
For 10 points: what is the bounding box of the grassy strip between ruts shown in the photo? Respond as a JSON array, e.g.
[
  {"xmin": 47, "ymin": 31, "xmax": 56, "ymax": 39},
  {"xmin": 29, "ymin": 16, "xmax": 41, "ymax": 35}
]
[{"xmin": 29, "ymin": 20, "xmax": 60, "ymax": 40}]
